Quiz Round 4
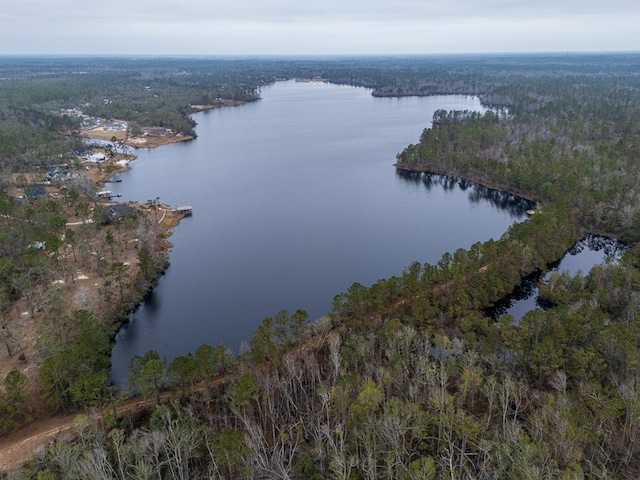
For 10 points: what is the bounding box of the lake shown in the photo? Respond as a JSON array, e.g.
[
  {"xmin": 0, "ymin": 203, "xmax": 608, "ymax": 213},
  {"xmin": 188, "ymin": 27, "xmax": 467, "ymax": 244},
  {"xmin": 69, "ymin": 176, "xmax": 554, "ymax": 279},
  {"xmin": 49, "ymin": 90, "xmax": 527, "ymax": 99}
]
[{"xmin": 109, "ymin": 80, "xmax": 534, "ymax": 384}]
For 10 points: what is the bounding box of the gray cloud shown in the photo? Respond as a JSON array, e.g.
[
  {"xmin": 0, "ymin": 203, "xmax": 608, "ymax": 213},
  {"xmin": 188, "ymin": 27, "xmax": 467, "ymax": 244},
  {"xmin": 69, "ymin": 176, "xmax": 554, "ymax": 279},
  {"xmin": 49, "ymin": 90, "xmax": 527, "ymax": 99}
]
[
  {"xmin": 1, "ymin": 0, "xmax": 639, "ymax": 54},
  {"xmin": 7, "ymin": 0, "xmax": 640, "ymax": 21}
]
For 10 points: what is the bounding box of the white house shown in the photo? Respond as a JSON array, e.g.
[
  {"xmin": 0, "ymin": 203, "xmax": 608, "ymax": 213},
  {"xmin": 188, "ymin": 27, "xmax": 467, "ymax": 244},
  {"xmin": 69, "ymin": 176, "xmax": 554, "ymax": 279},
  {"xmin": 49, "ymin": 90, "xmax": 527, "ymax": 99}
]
[{"xmin": 85, "ymin": 153, "xmax": 107, "ymax": 163}]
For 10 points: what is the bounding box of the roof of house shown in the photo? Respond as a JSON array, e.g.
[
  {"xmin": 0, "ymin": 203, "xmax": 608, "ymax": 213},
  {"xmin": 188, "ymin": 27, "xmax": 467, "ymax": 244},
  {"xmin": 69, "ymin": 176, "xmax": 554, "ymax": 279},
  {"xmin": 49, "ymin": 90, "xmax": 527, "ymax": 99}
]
[
  {"xmin": 47, "ymin": 167, "xmax": 69, "ymax": 179},
  {"xmin": 24, "ymin": 187, "xmax": 48, "ymax": 198},
  {"xmin": 108, "ymin": 204, "xmax": 129, "ymax": 214},
  {"xmin": 85, "ymin": 153, "xmax": 107, "ymax": 162}
]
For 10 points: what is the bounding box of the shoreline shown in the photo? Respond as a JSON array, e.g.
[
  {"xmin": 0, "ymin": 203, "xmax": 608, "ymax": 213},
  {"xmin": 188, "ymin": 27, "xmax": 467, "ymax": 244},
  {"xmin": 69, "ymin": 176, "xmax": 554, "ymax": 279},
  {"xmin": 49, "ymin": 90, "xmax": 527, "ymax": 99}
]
[
  {"xmin": 393, "ymin": 163, "xmax": 540, "ymax": 206},
  {"xmin": 81, "ymin": 128, "xmax": 194, "ymax": 150},
  {"xmin": 0, "ymin": 143, "xmax": 187, "ymax": 427},
  {"xmin": 188, "ymin": 99, "xmax": 247, "ymax": 112},
  {"xmin": 80, "ymin": 99, "xmax": 249, "ymax": 149}
]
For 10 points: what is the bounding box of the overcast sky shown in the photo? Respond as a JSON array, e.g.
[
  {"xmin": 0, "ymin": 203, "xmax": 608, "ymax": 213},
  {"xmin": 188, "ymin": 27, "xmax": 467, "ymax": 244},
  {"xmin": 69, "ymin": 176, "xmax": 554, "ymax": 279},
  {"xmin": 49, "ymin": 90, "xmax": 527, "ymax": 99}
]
[{"xmin": 2, "ymin": 0, "xmax": 639, "ymax": 56}]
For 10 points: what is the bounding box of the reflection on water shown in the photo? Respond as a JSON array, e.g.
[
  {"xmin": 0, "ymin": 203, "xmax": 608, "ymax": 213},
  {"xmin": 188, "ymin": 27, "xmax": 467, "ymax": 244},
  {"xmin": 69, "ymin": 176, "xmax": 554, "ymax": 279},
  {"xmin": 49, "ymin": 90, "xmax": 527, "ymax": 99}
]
[
  {"xmin": 396, "ymin": 170, "xmax": 536, "ymax": 217},
  {"xmin": 566, "ymin": 234, "xmax": 624, "ymax": 258},
  {"xmin": 490, "ymin": 234, "xmax": 626, "ymax": 320}
]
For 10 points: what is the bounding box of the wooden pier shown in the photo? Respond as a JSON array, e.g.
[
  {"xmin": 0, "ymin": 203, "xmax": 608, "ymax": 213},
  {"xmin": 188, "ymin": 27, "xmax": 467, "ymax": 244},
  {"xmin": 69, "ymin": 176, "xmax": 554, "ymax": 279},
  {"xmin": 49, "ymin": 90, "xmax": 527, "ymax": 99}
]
[
  {"xmin": 176, "ymin": 205, "xmax": 193, "ymax": 216},
  {"xmin": 97, "ymin": 190, "xmax": 122, "ymax": 199}
]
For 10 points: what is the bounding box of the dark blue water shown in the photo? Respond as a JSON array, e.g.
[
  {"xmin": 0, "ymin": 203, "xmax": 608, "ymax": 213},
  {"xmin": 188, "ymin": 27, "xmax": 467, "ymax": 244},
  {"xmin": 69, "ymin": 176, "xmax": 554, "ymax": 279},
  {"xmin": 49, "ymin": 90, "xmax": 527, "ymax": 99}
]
[{"xmin": 109, "ymin": 80, "xmax": 533, "ymax": 384}]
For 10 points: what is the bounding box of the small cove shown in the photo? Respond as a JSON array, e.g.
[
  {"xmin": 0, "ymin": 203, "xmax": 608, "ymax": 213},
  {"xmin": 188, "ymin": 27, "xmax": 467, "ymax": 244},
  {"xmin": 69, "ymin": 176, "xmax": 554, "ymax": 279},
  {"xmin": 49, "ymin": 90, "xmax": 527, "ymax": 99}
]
[{"xmin": 491, "ymin": 234, "xmax": 627, "ymax": 321}]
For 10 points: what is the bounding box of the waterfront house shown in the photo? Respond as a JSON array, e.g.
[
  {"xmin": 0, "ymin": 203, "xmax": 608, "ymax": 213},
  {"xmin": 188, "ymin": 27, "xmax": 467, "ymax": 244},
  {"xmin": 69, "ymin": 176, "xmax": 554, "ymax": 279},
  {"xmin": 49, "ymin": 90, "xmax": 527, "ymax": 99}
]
[
  {"xmin": 85, "ymin": 153, "xmax": 107, "ymax": 163},
  {"xmin": 46, "ymin": 167, "xmax": 70, "ymax": 181},
  {"xmin": 105, "ymin": 123, "xmax": 126, "ymax": 131}
]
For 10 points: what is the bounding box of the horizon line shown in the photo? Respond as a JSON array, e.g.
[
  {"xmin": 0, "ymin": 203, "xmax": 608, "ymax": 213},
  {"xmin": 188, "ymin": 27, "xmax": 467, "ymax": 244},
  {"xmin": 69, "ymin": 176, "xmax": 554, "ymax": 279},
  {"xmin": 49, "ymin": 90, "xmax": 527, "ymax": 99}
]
[{"xmin": 1, "ymin": 50, "xmax": 640, "ymax": 59}]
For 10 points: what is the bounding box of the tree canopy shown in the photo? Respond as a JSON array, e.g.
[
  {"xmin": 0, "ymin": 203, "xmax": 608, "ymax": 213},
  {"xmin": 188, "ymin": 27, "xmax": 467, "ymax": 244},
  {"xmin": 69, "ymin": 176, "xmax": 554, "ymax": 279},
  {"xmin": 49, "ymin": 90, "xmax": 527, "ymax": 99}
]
[{"xmin": 5, "ymin": 53, "xmax": 640, "ymax": 478}]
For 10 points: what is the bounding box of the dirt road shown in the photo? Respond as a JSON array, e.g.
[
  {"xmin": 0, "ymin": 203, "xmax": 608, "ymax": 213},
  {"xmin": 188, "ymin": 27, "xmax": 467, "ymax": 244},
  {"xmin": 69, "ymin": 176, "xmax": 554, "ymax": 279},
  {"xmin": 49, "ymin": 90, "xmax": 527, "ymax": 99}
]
[{"xmin": 0, "ymin": 392, "xmax": 172, "ymax": 473}]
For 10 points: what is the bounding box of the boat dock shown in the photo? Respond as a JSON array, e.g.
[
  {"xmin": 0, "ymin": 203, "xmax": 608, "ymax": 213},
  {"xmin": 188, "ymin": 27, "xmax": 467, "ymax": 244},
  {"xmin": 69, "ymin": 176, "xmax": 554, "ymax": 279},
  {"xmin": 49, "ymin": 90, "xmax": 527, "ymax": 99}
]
[
  {"xmin": 176, "ymin": 205, "xmax": 193, "ymax": 216},
  {"xmin": 97, "ymin": 190, "xmax": 122, "ymax": 199}
]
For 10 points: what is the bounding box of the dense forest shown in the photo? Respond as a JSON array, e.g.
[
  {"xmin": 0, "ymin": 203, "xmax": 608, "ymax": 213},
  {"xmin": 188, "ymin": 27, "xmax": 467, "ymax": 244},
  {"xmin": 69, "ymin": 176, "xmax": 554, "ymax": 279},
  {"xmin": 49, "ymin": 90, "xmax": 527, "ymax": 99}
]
[{"xmin": 3, "ymin": 54, "xmax": 640, "ymax": 478}]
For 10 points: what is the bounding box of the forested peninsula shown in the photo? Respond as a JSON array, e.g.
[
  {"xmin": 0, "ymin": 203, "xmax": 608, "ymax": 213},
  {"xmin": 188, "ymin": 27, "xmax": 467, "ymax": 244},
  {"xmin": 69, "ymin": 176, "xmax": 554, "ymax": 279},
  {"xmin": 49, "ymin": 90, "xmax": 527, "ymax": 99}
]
[{"xmin": 2, "ymin": 54, "xmax": 640, "ymax": 478}]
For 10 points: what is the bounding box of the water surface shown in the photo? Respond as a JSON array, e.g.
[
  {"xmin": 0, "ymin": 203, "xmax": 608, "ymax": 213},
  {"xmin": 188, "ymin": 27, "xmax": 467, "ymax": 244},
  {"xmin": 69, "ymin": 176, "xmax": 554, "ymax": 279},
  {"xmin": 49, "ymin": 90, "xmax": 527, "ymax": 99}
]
[{"xmin": 109, "ymin": 81, "xmax": 533, "ymax": 383}]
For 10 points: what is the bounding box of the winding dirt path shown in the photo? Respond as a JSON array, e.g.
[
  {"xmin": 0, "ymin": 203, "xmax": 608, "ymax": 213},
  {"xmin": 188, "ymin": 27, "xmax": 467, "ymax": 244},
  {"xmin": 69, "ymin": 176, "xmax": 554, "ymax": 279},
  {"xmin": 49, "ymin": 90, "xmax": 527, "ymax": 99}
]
[
  {"xmin": 0, "ymin": 413, "xmax": 78, "ymax": 472},
  {"xmin": 0, "ymin": 392, "xmax": 172, "ymax": 473}
]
